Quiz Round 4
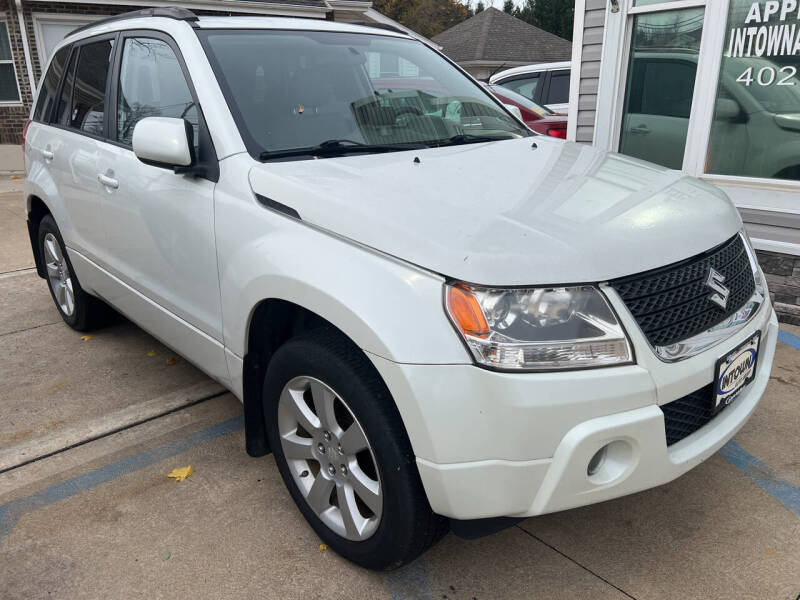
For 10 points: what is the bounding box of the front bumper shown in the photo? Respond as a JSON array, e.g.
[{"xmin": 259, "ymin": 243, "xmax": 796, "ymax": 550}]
[{"xmin": 368, "ymin": 300, "xmax": 778, "ymax": 520}]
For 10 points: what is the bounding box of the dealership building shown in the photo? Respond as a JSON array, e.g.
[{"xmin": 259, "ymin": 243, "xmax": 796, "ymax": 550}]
[{"xmin": 569, "ymin": 0, "xmax": 800, "ymax": 324}]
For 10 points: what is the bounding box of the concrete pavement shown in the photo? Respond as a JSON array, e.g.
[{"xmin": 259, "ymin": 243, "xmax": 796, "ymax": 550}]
[
  {"xmin": 0, "ymin": 178, "xmax": 32, "ymax": 274},
  {"xmin": 0, "ymin": 146, "xmax": 24, "ymax": 175},
  {"xmin": 1, "ymin": 180, "xmax": 799, "ymax": 599}
]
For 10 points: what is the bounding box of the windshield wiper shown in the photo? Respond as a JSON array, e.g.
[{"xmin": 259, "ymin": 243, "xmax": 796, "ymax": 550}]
[
  {"xmin": 259, "ymin": 139, "xmax": 429, "ymax": 161},
  {"xmin": 428, "ymin": 134, "xmax": 517, "ymax": 148}
]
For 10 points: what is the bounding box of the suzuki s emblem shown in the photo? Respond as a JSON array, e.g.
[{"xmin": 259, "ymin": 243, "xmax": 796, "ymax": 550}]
[{"xmin": 706, "ymin": 267, "xmax": 730, "ymax": 310}]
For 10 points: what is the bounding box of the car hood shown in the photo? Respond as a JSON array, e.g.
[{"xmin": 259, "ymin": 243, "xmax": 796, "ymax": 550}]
[{"xmin": 248, "ymin": 137, "xmax": 742, "ymax": 286}]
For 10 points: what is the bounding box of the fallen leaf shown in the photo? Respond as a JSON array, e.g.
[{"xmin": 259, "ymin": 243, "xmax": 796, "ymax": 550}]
[
  {"xmin": 161, "ymin": 551, "xmax": 171, "ymax": 561},
  {"xmin": 167, "ymin": 466, "xmax": 194, "ymax": 482},
  {"xmin": 80, "ymin": 335, "xmax": 93, "ymax": 341},
  {"xmin": 319, "ymin": 544, "xmax": 327, "ymax": 551},
  {"xmin": 166, "ymin": 357, "xmax": 179, "ymax": 366},
  {"xmin": 147, "ymin": 350, "xmax": 157, "ymax": 357}
]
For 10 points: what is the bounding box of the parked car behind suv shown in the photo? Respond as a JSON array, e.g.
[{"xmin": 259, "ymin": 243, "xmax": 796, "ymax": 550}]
[
  {"xmin": 24, "ymin": 8, "xmax": 777, "ymax": 571},
  {"xmin": 489, "ymin": 61, "xmax": 571, "ymax": 113},
  {"xmin": 483, "ymin": 83, "xmax": 567, "ymax": 138}
]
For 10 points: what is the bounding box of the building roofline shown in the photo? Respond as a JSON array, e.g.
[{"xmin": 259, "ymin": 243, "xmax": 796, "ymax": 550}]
[{"xmin": 54, "ymin": 0, "xmax": 330, "ymax": 18}]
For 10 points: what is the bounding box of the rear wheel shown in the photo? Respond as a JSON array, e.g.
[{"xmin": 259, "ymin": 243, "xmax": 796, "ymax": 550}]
[
  {"xmin": 263, "ymin": 329, "xmax": 447, "ymax": 570},
  {"xmin": 38, "ymin": 215, "xmax": 110, "ymax": 331}
]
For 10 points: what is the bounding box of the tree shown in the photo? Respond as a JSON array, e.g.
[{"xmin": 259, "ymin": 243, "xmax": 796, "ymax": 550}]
[
  {"xmin": 372, "ymin": 0, "xmax": 468, "ymax": 38},
  {"xmin": 516, "ymin": 0, "xmax": 574, "ymax": 40},
  {"xmin": 475, "ymin": 1, "xmax": 486, "ymax": 13},
  {"xmin": 503, "ymin": 0, "xmax": 515, "ymax": 14}
]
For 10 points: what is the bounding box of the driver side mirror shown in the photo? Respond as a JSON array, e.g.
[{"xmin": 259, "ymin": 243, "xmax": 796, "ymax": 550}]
[
  {"xmin": 715, "ymin": 98, "xmax": 743, "ymax": 122},
  {"xmin": 132, "ymin": 117, "xmax": 194, "ymax": 171}
]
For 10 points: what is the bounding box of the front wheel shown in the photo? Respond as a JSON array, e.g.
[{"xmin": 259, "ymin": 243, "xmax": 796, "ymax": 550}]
[{"xmin": 263, "ymin": 329, "xmax": 447, "ymax": 570}]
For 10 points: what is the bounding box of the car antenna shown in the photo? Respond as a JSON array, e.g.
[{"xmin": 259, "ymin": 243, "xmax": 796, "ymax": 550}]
[{"xmin": 489, "ymin": 63, "xmax": 508, "ymax": 79}]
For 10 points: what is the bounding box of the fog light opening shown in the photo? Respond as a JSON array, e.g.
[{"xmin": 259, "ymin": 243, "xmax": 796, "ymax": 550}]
[
  {"xmin": 587, "ymin": 446, "xmax": 607, "ymax": 477},
  {"xmin": 586, "ymin": 440, "xmax": 634, "ymax": 485}
]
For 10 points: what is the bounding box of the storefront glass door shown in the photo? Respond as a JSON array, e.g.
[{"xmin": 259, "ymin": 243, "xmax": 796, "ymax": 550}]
[{"xmin": 618, "ymin": 7, "xmax": 705, "ymax": 169}]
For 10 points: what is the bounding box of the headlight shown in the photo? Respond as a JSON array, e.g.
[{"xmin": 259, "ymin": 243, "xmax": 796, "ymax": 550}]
[
  {"xmin": 445, "ymin": 283, "xmax": 632, "ymax": 371},
  {"xmin": 740, "ymin": 229, "xmax": 766, "ymax": 296}
]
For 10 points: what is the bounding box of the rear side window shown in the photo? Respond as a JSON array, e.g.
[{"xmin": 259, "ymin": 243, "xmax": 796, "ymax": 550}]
[
  {"xmin": 545, "ymin": 70, "xmax": 570, "ymax": 105},
  {"xmin": 70, "ymin": 39, "xmax": 114, "ymax": 135},
  {"xmin": 116, "ymin": 37, "xmax": 198, "ymax": 148},
  {"xmin": 55, "ymin": 50, "xmax": 77, "ymax": 126},
  {"xmin": 34, "ymin": 46, "xmax": 70, "ymax": 122},
  {"xmin": 500, "ymin": 74, "xmax": 540, "ymax": 102}
]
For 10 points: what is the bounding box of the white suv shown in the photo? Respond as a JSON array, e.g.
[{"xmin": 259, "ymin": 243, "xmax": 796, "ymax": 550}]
[{"xmin": 24, "ymin": 8, "xmax": 777, "ymax": 570}]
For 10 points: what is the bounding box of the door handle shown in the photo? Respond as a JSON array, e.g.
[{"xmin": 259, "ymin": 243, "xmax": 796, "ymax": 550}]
[
  {"xmin": 42, "ymin": 149, "xmax": 54, "ymax": 160},
  {"xmin": 630, "ymin": 125, "xmax": 650, "ymax": 135},
  {"xmin": 97, "ymin": 173, "xmax": 119, "ymax": 189}
]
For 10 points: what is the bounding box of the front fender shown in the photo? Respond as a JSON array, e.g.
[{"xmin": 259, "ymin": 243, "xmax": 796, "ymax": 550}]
[{"xmin": 220, "ymin": 223, "xmax": 470, "ymax": 366}]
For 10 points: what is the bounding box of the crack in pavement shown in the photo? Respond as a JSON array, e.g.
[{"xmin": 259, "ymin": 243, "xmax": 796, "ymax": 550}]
[
  {"xmin": 0, "ymin": 267, "xmax": 36, "ymax": 279},
  {"xmin": 0, "ymin": 386, "xmax": 228, "ymax": 474},
  {"xmin": 0, "ymin": 320, "xmax": 62, "ymax": 338},
  {"xmin": 515, "ymin": 525, "xmax": 639, "ymax": 600}
]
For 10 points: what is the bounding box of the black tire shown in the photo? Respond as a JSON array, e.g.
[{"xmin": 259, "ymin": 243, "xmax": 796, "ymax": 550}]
[
  {"xmin": 263, "ymin": 328, "xmax": 448, "ymax": 570},
  {"xmin": 38, "ymin": 214, "xmax": 111, "ymax": 331}
]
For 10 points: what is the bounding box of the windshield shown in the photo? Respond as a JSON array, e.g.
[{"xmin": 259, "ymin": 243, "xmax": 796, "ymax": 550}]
[{"xmin": 199, "ymin": 29, "xmax": 529, "ymax": 159}]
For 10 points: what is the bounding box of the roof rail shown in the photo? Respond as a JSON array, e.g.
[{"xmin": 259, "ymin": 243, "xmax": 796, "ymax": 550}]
[
  {"xmin": 355, "ymin": 22, "xmax": 407, "ymax": 35},
  {"xmin": 69, "ymin": 7, "xmax": 199, "ymax": 36}
]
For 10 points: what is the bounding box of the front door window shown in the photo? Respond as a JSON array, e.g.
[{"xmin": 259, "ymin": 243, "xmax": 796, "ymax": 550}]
[
  {"xmin": 116, "ymin": 37, "xmax": 198, "ymax": 149},
  {"xmin": 618, "ymin": 7, "xmax": 704, "ymax": 169}
]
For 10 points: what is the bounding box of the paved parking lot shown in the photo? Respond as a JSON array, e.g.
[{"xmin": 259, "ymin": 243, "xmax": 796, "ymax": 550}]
[{"xmin": 1, "ymin": 179, "xmax": 799, "ymax": 599}]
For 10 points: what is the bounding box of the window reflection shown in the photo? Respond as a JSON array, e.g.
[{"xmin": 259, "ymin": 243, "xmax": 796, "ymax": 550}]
[
  {"xmin": 706, "ymin": 0, "xmax": 800, "ymax": 182},
  {"xmin": 618, "ymin": 8, "xmax": 704, "ymax": 170}
]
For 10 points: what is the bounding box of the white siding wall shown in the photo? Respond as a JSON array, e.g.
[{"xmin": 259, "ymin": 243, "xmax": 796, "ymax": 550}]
[{"xmin": 576, "ymin": 0, "xmax": 606, "ymax": 143}]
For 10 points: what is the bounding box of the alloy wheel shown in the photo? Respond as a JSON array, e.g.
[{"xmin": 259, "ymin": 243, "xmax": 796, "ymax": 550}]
[
  {"xmin": 43, "ymin": 232, "xmax": 75, "ymax": 317},
  {"xmin": 277, "ymin": 376, "xmax": 382, "ymax": 541}
]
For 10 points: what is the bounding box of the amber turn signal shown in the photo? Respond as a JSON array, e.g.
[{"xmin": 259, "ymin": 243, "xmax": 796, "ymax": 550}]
[{"xmin": 446, "ymin": 285, "xmax": 490, "ymax": 339}]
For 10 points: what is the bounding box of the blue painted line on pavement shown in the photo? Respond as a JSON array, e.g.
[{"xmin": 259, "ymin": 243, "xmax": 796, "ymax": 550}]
[
  {"xmin": 720, "ymin": 440, "xmax": 800, "ymax": 517},
  {"xmin": 0, "ymin": 415, "xmax": 244, "ymax": 545},
  {"xmin": 778, "ymin": 328, "xmax": 800, "ymax": 351}
]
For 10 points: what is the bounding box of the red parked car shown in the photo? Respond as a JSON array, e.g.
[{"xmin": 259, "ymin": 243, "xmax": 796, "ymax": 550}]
[{"xmin": 484, "ymin": 83, "xmax": 567, "ymax": 139}]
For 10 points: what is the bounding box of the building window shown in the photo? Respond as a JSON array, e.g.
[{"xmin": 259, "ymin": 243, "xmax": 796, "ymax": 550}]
[
  {"xmin": 618, "ymin": 7, "xmax": 704, "ymax": 170},
  {"xmin": 0, "ymin": 21, "xmax": 21, "ymax": 103},
  {"xmin": 706, "ymin": 0, "xmax": 800, "ymax": 182}
]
